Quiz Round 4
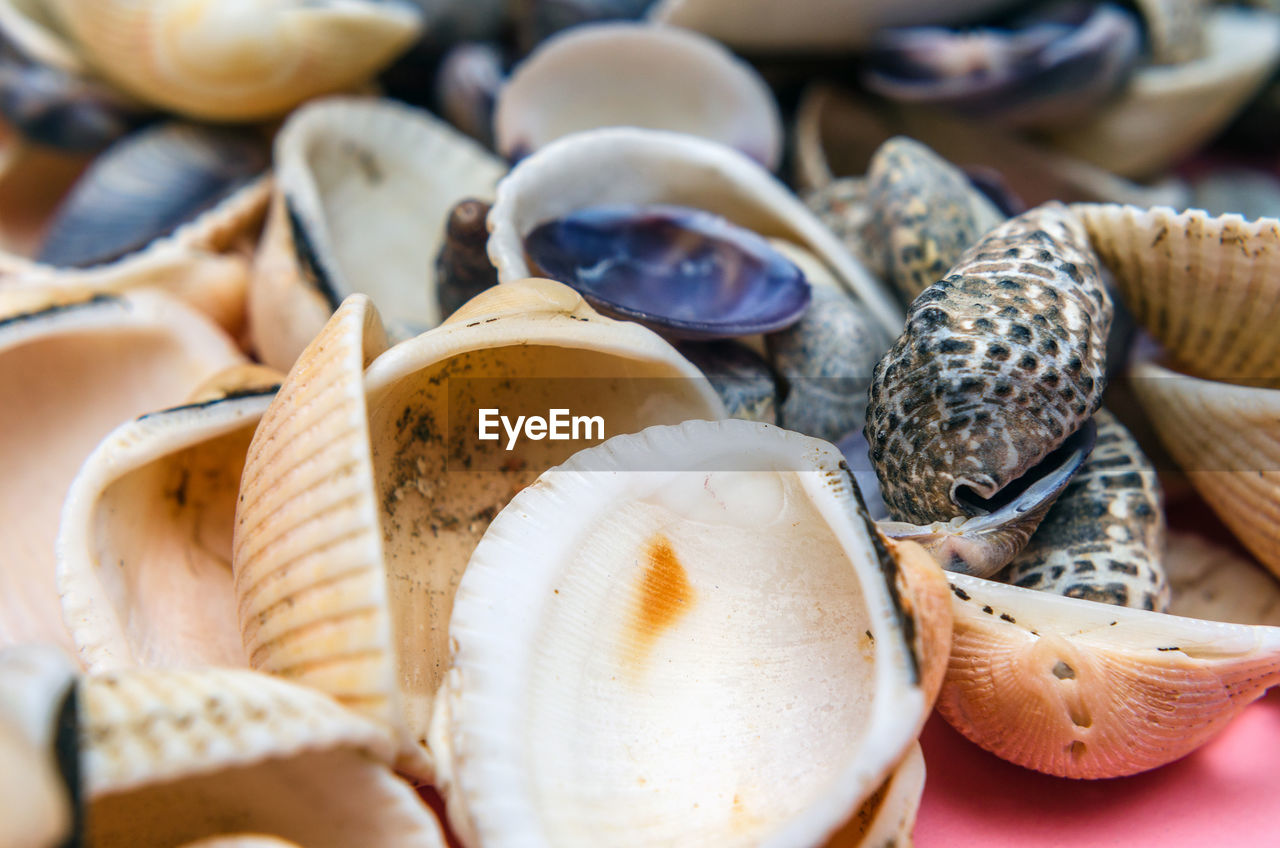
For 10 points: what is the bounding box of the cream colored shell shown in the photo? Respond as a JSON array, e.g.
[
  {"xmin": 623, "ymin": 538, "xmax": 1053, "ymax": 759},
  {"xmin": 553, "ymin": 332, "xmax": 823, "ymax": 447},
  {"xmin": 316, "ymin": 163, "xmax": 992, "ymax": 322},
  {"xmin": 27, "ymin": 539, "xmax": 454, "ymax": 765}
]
[
  {"xmin": 495, "ymin": 22, "xmax": 783, "ymax": 169},
  {"xmin": 1164, "ymin": 532, "xmax": 1280, "ymax": 627},
  {"xmin": 0, "ymin": 288, "xmax": 244, "ymax": 656},
  {"xmin": 486, "ymin": 126, "xmax": 903, "ymax": 336},
  {"xmin": 232, "ymin": 280, "xmax": 725, "ymax": 780}
]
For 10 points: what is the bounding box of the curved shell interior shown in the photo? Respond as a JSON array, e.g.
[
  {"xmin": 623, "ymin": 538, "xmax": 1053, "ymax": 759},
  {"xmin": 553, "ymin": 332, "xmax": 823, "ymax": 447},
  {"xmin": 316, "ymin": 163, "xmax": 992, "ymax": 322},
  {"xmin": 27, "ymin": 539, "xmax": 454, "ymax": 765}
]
[
  {"xmin": 434, "ymin": 419, "xmax": 927, "ymax": 848},
  {"xmin": 495, "ymin": 22, "xmax": 782, "ymax": 169},
  {"xmin": 0, "ymin": 289, "xmax": 244, "ymax": 655},
  {"xmin": 1164, "ymin": 531, "xmax": 1280, "ymax": 627}
]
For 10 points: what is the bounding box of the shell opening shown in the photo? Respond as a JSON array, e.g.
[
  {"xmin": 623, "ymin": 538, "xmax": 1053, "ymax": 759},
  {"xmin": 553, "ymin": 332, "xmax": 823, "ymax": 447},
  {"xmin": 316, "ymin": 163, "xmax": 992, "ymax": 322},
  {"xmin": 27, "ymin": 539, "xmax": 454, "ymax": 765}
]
[{"xmin": 953, "ymin": 418, "xmax": 1097, "ymax": 517}]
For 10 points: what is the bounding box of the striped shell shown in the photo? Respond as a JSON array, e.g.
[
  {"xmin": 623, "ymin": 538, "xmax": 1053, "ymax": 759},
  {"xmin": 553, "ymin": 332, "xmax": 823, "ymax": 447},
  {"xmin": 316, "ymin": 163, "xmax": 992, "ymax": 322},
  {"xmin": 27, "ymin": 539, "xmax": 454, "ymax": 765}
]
[
  {"xmin": 866, "ymin": 202, "xmax": 1112, "ymax": 527},
  {"xmin": 996, "ymin": 409, "xmax": 1169, "ymax": 611}
]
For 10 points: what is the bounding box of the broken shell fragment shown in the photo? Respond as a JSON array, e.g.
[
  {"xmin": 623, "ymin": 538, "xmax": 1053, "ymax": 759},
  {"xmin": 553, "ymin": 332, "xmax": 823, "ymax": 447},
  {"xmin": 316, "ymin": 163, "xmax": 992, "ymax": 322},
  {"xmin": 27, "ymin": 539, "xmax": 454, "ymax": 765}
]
[
  {"xmin": 495, "ymin": 22, "xmax": 782, "ymax": 169},
  {"xmin": 429, "ymin": 419, "xmax": 950, "ymax": 847},
  {"xmin": 232, "ymin": 281, "xmax": 724, "ymax": 779},
  {"xmin": 56, "ymin": 365, "xmax": 282, "ymax": 673}
]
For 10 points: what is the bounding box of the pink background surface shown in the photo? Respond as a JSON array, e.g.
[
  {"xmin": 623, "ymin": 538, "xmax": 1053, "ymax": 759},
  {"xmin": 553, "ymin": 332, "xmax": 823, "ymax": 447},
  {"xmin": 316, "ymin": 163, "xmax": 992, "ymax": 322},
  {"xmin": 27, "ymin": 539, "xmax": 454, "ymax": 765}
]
[{"xmin": 916, "ymin": 689, "xmax": 1280, "ymax": 846}]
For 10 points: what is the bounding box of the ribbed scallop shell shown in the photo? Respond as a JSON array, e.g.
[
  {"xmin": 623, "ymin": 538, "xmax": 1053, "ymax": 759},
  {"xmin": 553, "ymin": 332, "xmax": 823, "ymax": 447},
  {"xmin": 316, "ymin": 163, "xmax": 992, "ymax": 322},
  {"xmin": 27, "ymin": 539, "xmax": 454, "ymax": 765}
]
[
  {"xmin": 428, "ymin": 419, "xmax": 947, "ymax": 848},
  {"xmin": 495, "ymin": 22, "xmax": 782, "ymax": 169},
  {"xmin": 0, "ymin": 288, "xmax": 245, "ymax": 655},
  {"xmin": 82, "ymin": 666, "xmax": 446, "ymax": 847},
  {"xmin": 940, "ymin": 572, "xmax": 1280, "ymax": 778},
  {"xmin": 866, "ymin": 202, "xmax": 1112, "ymax": 526},
  {"xmin": 1132, "ymin": 359, "xmax": 1280, "ymax": 579},
  {"xmin": 47, "ymin": 0, "xmax": 422, "ymax": 121},
  {"xmin": 866, "ymin": 136, "xmax": 1003, "ymax": 305},
  {"xmin": 233, "ymin": 281, "xmax": 724, "ymax": 780},
  {"xmin": 57, "ymin": 365, "xmax": 281, "ymax": 672},
  {"xmin": 249, "ymin": 96, "xmax": 506, "ymax": 371},
  {"xmin": 1073, "ymin": 203, "xmax": 1280, "ymax": 381},
  {"xmin": 996, "ymin": 409, "xmax": 1169, "ymax": 611}
]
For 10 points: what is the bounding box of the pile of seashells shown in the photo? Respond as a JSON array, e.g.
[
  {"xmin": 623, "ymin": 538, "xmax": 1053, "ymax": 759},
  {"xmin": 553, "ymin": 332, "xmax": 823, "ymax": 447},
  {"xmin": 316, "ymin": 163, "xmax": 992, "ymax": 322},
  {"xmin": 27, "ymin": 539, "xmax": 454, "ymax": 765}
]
[{"xmin": 2, "ymin": 0, "xmax": 1279, "ymax": 845}]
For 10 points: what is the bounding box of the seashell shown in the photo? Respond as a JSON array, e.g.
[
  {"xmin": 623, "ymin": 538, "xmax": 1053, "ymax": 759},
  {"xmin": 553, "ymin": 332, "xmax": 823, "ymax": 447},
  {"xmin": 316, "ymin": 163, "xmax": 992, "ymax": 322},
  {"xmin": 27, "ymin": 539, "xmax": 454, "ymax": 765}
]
[
  {"xmin": 1164, "ymin": 532, "xmax": 1280, "ymax": 627},
  {"xmin": 865, "ymin": 202, "xmax": 1113, "ymax": 575},
  {"xmin": 802, "ymin": 177, "xmax": 883, "ymax": 278},
  {"xmin": 1131, "ymin": 358, "xmax": 1280, "ymax": 579},
  {"xmin": 0, "ymin": 287, "xmax": 245, "ymax": 656},
  {"xmin": 514, "ymin": 0, "xmax": 654, "ymax": 53},
  {"xmin": 522, "ymin": 203, "xmax": 812, "ymax": 338},
  {"xmin": 435, "ymin": 41, "xmax": 503, "ymax": 148},
  {"xmin": 1045, "ymin": 8, "xmax": 1280, "ymax": 179},
  {"xmin": 81, "ymin": 666, "xmax": 446, "ymax": 847},
  {"xmin": 862, "ymin": 4, "xmax": 1141, "ymax": 131},
  {"xmin": 177, "ymin": 837, "xmax": 304, "ymax": 848},
  {"xmin": 435, "ymin": 198, "xmax": 498, "ymax": 322},
  {"xmin": 1133, "ymin": 0, "xmax": 1208, "ymax": 64},
  {"xmin": 766, "ymin": 282, "xmax": 892, "ymax": 443},
  {"xmin": 1072, "ymin": 203, "xmax": 1280, "ymax": 381},
  {"xmin": 824, "ymin": 741, "xmax": 925, "ymax": 848},
  {"xmin": 0, "ymin": 125, "xmax": 88, "ymax": 257},
  {"xmin": 1191, "ymin": 167, "xmax": 1280, "ymax": 222},
  {"xmin": 495, "ymin": 22, "xmax": 782, "ymax": 169},
  {"xmin": 0, "ymin": 0, "xmax": 80, "ymax": 73},
  {"xmin": 0, "ymin": 644, "xmax": 79, "ymax": 848},
  {"xmin": 939, "ymin": 569, "xmax": 1280, "ymax": 777},
  {"xmin": 249, "ymin": 96, "xmax": 506, "ymax": 371},
  {"xmin": 865, "ymin": 136, "xmax": 1004, "ymax": 305},
  {"xmin": 232, "ymin": 281, "xmax": 724, "ymax": 779},
  {"xmin": 646, "ymin": 0, "xmax": 1026, "ymax": 51},
  {"xmin": 995, "ymin": 408, "xmax": 1169, "ymax": 611},
  {"xmin": 677, "ymin": 339, "xmax": 778, "ymax": 423},
  {"xmin": 46, "ymin": 0, "xmax": 423, "ymax": 122},
  {"xmin": 792, "ymin": 83, "xmax": 1191, "ymax": 209},
  {"xmin": 56, "ymin": 365, "xmax": 282, "ymax": 673},
  {"xmin": 428, "ymin": 418, "xmax": 951, "ymax": 847},
  {"xmin": 487, "ymin": 126, "xmax": 904, "ymax": 336}
]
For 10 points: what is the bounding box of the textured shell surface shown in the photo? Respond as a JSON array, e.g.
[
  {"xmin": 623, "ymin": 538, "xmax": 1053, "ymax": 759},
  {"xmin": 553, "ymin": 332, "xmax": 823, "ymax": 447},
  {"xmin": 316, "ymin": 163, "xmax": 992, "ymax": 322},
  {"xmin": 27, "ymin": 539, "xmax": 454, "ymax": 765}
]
[
  {"xmin": 250, "ymin": 96, "xmax": 506, "ymax": 371},
  {"xmin": 428, "ymin": 419, "xmax": 948, "ymax": 848},
  {"xmin": 232, "ymin": 282, "xmax": 724, "ymax": 781},
  {"xmin": 82, "ymin": 666, "xmax": 446, "ymax": 848},
  {"xmin": 803, "ymin": 178, "xmax": 882, "ymax": 277},
  {"xmin": 495, "ymin": 22, "xmax": 782, "ymax": 169},
  {"xmin": 0, "ymin": 288, "xmax": 244, "ymax": 657},
  {"xmin": 996, "ymin": 408, "xmax": 1168, "ymax": 611},
  {"xmin": 1164, "ymin": 532, "xmax": 1280, "ymax": 627},
  {"xmin": 1073, "ymin": 203, "xmax": 1280, "ymax": 381},
  {"xmin": 486, "ymin": 125, "xmax": 903, "ymax": 336},
  {"xmin": 866, "ymin": 136, "xmax": 1004, "ymax": 305},
  {"xmin": 47, "ymin": 0, "xmax": 423, "ymax": 121},
  {"xmin": 56, "ymin": 366, "xmax": 281, "ymax": 673},
  {"xmin": 866, "ymin": 201, "xmax": 1113, "ymax": 527}
]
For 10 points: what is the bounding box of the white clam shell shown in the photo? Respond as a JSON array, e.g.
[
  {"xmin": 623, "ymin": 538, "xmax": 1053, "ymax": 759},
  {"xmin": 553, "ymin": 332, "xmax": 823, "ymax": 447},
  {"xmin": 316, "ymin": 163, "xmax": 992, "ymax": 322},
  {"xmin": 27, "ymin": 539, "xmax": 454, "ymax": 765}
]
[
  {"xmin": 486, "ymin": 126, "xmax": 903, "ymax": 336},
  {"xmin": 430, "ymin": 419, "xmax": 938, "ymax": 847},
  {"xmin": 495, "ymin": 22, "xmax": 783, "ymax": 169}
]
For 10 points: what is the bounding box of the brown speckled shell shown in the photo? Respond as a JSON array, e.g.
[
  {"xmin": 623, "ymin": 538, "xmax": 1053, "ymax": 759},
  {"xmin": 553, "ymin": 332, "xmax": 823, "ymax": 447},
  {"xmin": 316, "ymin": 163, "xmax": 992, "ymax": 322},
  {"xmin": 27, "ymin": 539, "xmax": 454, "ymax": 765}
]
[
  {"xmin": 866, "ymin": 201, "xmax": 1112, "ymax": 525},
  {"xmin": 997, "ymin": 409, "xmax": 1169, "ymax": 611},
  {"xmin": 867, "ymin": 136, "xmax": 1004, "ymax": 305}
]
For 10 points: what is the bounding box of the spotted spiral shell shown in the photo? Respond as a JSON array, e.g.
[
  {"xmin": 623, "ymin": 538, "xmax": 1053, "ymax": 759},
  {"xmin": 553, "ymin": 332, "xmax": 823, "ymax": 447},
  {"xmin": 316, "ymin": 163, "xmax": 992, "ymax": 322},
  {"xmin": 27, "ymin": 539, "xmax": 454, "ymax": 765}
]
[
  {"xmin": 996, "ymin": 409, "xmax": 1169, "ymax": 611},
  {"xmin": 866, "ymin": 201, "xmax": 1112, "ymax": 526}
]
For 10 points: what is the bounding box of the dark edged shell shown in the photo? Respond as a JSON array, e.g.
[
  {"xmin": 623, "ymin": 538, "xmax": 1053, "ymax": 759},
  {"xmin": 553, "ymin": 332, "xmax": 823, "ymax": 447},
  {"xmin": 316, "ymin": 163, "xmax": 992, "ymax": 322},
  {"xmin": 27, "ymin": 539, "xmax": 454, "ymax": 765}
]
[
  {"xmin": 866, "ymin": 201, "xmax": 1112, "ymax": 530},
  {"xmin": 435, "ymin": 198, "xmax": 498, "ymax": 320},
  {"xmin": 862, "ymin": 3, "xmax": 1141, "ymax": 131},
  {"xmin": 677, "ymin": 339, "xmax": 778, "ymax": 423},
  {"xmin": 523, "ymin": 203, "xmax": 812, "ymax": 338},
  {"xmin": 996, "ymin": 409, "xmax": 1168, "ymax": 610},
  {"xmin": 766, "ymin": 283, "xmax": 890, "ymax": 442},
  {"xmin": 866, "ymin": 136, "xmax": 1004, "ymax": 306},
  {"xmin": 36, "ymin": 122, "xmax": 268, "ymax": 268}
]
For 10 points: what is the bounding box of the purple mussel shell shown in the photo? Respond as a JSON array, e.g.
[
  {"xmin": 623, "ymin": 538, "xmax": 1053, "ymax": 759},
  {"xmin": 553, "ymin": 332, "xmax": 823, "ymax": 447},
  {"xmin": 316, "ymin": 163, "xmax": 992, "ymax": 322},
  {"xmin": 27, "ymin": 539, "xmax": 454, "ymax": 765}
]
[{"xmin": 524, "ymin": 203, "xmax": 812, "ymax": 338}]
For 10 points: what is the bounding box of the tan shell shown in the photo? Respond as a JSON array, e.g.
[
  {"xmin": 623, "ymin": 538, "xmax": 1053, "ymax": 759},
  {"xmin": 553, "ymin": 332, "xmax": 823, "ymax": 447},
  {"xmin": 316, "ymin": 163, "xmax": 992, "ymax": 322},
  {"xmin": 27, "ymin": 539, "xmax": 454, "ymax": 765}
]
[
  {"xmin": 83, "ymin": 666, "xmax": 446, "ymax": 847},
  {"xmin": 495, "ymin": 22, "xmax": 783, "ymax": 169},
  {"xmin": 1047, "ymin": 8, "xmax": 1280, "ymax": 179},
  {"xmin": 1133, "ymin": 0, "xmax": 1208, "ymax": 65},
  {"xmin": 249, "ymin": 96, "xmax": 507, "ymax": 371},
  {"xmin": 486, "ymin": 125, "xmax": 903, "ymax": 337},
  {"xmin": 1131, "ymin": 359, "xmax": 1280, "ymax": 579},
  {"xmin": 0, "ymin": 288, "xmax": 245, "ymax": 656},
  {"xmin": 232, "ymin": 280, "xmax": 724, "ymax": 780},
  {"xmin": 1165, "ymin": 532, "xmax": 1280, "ymax": 627},
  {"xmin": 46, "ymin": 0, "xmax": 421, "ymax": 121},
  {"xmin": 1073, "ymin": 203, "xmax": 1280, "ymax": 381},
  {"xmin": 56, "ymin": 365, "xmax": 282, "ymax": 673},
  {"xmin": 0, "ymin": 0, "xmax": 83, "ymax": 73},
  {"xmin": 792, "ymin": 84, "xmax": 1190, "ymax": 208},
  {"xmin": 940, "ymin": 571, "xmax": 1280, "ymax": 777}
]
